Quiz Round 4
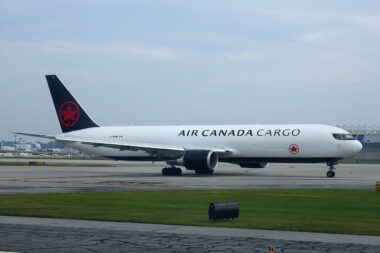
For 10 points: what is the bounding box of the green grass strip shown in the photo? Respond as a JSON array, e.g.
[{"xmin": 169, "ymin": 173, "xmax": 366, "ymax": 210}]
[{"xmin": 0, "ymin": 189, "xmax": 379, "ymax": 235}]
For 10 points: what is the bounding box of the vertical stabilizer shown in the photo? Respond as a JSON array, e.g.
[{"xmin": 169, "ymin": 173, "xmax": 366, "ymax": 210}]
[{"xmin": 46, "ymin": 75, "xmax": 99, "ymax": 133}]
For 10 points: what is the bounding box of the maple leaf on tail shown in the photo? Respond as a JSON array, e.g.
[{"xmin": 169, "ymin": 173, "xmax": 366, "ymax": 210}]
[{"xmin": 62, "ymin": 105, "xmax": 77, "ymax": 121}]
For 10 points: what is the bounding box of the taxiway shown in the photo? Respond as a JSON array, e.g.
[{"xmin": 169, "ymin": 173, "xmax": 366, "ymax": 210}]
[{"xmin": 0, "ymin": 159, "xmax": 379, "ymax": 194}]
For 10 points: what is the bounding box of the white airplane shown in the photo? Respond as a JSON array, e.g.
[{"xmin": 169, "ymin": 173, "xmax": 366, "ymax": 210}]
[{"xmin": 16, "ymin": 75, "xmax": 362, "ymax": 177}]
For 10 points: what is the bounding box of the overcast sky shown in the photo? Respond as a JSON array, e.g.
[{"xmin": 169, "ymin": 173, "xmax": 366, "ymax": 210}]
[{"xmin": 1, "ymin": 0, "xmax": 379, "ymax": 141}]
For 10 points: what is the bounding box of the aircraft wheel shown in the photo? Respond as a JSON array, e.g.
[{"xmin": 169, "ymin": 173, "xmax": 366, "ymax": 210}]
[
  {"xmin": 327, "ymin": 170, "xmax": 335, "ymax": 178},
  {"xmin": 162, "ymin": 167, "xmax": 182, "ymax": 176},
  {"xmin": 175, "ymin": 167, "xmax": 182, "ymax": 176},
  {"xmin": 195, "ymin": 170, "xmax": 214, "ymax": 175},
  {"xmin": 162, "ymin": 167, "xmax": 169, "ymax": 175}
]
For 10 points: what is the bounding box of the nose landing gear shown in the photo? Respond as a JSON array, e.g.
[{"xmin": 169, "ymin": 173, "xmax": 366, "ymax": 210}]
[{"xmin": 326, "ymin": 162, "xmax": 337, "ymax": 178}]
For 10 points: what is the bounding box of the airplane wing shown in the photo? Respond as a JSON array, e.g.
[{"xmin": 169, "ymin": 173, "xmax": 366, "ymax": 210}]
[
  {"xmin": 55, "ymin": 136, "xmax": 233, "ymax": 158},
  {"xmin": 15, "ymin": 132, "xmax": 233, "ymax": 158}
]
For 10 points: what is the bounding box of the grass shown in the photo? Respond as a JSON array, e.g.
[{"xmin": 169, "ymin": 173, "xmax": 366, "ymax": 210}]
[
  {"xmin": 0, "ymin": 161, "xmax": 114, "ymax": 167},
  {"xmin": 0, "ymin": 189, "xmax": 379, "ymax": 235}
]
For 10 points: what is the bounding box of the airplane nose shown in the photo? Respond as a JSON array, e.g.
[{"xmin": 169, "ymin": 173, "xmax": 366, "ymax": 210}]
[{"xmin": 352, "ymin": 141, "xmax": 363, "ymax": 154}]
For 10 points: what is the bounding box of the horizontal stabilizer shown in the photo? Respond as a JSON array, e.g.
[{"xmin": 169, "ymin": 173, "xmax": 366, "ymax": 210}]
[{"xmin": 13, "ymin": 132, "xmax": 55, "ymax": 139}]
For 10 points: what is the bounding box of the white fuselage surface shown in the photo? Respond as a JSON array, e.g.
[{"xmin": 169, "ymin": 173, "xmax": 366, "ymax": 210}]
[{"xmin": 57, "ymin": 124, "xmax": 362, "ymax": 164}]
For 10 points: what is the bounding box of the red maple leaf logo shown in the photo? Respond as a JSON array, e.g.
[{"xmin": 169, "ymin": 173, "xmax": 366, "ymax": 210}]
[
  {"xmin": 59, "ymin": 101, "xmax": 80, "ymax": 127},
  {"xmin": 62, "ymin": 105, "xmax": 76, "ymax": 121},
  {"xmin": 289, "ymin": 144, "xmax": 299, "ymax": 154}
]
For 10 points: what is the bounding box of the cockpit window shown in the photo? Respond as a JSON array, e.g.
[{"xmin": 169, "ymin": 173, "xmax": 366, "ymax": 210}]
[{"xmin": 332, "ymin": 133, "xmax": 356, "ymax": 140}]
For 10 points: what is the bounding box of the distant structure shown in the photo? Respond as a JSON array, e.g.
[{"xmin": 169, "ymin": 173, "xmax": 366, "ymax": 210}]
[
  {"xmin": 337, "ymin": 124, "xmax": 380, "ymax": 135},
  {"xmin": 338, "ymin": 124, "xmax": 380, "ymax": 161},
  {"xmin": 0, "ymin": 139, "xmax": 84, "ymax": 158}
]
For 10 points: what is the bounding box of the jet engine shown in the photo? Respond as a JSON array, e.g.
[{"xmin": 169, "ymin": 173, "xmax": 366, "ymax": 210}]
[
  {"xmin": 238, "ymin": 162, "xmax": 268, "ymax": 169},
  {"xmin": 181, "ymin": 150, "xmax": 218, "ymax": 174}
]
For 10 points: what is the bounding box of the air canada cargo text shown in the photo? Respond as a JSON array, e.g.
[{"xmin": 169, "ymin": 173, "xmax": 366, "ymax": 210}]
[{"xmin": 178, "ymin": 129, "xmax": 301, "ymax": 137}]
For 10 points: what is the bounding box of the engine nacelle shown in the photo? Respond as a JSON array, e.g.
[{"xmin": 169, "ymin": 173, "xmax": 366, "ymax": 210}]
[
  {"xmin": 239, "ymin": 162, "xmax": 268, "ymax": 169},
  {"xmin": 181, "ymin": 150, "xmax": 218, "ymax": 171}
]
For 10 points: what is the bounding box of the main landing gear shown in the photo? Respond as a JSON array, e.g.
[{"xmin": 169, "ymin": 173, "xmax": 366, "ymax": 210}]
[
  {"xmin": 195, "ymin": 169, "xmax": 214, "ymax": 175},
  {"xmin": 326, "ymin": 162, "xmax": 336, "ymax": 178},
  {"xmin": 162, "ymin": 166, "xmax": 182, "ymax": 176}
]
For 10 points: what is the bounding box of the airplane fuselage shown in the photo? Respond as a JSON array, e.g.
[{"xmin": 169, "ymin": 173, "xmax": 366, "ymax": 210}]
[
  {"xmin": 57, "ymin": 124, "xmax": 362, "ymax": 164},
  {"xmin": 16, "ymin": 75, "xmax": 363, "ymax": 177}
]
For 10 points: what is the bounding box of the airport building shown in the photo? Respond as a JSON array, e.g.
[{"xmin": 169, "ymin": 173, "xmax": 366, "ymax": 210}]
[
  {"xmin": 0, "ymin": 139, "xmax": 81, "ymax": 158},
  {"xmin": 338, "ymin": 125, "xmax": 380, "ymax": 161}
]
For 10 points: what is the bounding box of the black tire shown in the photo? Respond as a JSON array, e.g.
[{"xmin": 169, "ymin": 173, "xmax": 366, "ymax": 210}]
[
  {"xmin": 175, "ymin": 167, "xmax": 182, "ymax": 176},
  {"xmin": 195, "ymin": 170, "xmax": 214, "ymax": 175},
  {"xmin": 162, "ymin": 167, "xmax": 182, "ymax": 176},
  {"xmin": 327, "ymin": 171, "xmax": 335, "ymax": 178}
]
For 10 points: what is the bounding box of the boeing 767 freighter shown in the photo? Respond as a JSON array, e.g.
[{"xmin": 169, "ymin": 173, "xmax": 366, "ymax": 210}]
[{"xmin": 16, "ymin": 75, "xmax": 362, "ymax": 177}]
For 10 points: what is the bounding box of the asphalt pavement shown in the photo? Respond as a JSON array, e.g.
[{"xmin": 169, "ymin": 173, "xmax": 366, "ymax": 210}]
[
  {"xmin": 0, "ymin": 159, "xmax": 379, "ymax": 194},
  {"xmin": 1, "ymin": 216, "xmax": 380, "ymax": 253}
]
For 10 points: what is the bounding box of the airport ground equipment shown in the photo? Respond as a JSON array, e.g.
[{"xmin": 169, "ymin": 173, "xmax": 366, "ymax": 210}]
[
  {"xmin": 376, "ymin": 182, "xmax": 380, "ymax": 192},
  {"xmin": 209, "ymin": 201, "xmax": 239, "ymax": 221},
  {"xmin": 28, "ymin": 161, "xmax": 45, "ymax": 166}
]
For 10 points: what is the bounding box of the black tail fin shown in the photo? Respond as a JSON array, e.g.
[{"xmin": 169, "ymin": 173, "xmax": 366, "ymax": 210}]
[{"xmin": 46, "ymin": 75, "xmax": 99, "ymax": 133}]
